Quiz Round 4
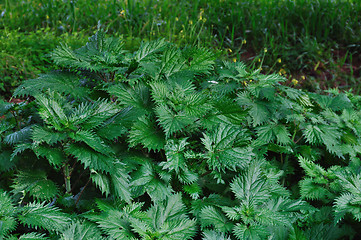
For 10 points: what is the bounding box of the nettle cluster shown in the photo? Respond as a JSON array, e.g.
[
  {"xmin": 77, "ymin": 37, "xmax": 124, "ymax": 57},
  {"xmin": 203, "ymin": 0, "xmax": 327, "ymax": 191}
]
[{"xmin": 1, "ymin": 29, "xmax": 361, "ymax": 239}]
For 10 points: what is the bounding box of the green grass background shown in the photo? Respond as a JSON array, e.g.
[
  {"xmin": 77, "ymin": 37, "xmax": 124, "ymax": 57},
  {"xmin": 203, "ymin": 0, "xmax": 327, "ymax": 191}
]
[{"xmin": 1, "ymin": 0, "xmax": 360, "ymax": 96}]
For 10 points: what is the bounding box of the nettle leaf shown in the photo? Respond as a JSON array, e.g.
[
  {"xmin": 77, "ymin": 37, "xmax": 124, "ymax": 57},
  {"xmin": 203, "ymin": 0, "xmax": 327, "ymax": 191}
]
[
  {"xmin": 88, "ymin": 202, "xmax": 144, "ymax": 240},
  {"xmin": 183, "ymin": 47, "xmax": 215, "ymax": 74},
  {"xmin": 13, "ymin": 71, "xmax": 89, "ymax": 99},
  {"xmin": 61, "ymin": 220, "xmax": 104, "ymax": 240},
  {"xmin": 18, "ymin": 232, "xmax": 49, "ymax": 240},
  {"xmin": 52, "ymin": 29, "xmax": 126, "ymax": 72},
  {"xmin": 334, "ymin": 169, "xmax": 361, "ymax": 223},
  {"xmin": 202, "ymin": 124, "xmax": 253, "ymax": 172},
  {"xmin": 4, "ymin": 126, "xmax": 32, "ymax": 145},
  {"xmin": 107, "ymin": 83, "xmax": 152, "ymax": 115},
  {"xmin": 230, "ymin": 163, "xmax": 271, "ymax": 206},
  {"xmin": 161, "ymin": 138, "xmax": 188, "ymax": 173},
  {"xmin": 11, "ymin": 171, "xmax": 58, "ymax": 201},
  {"xmin": 90, "ymin": 170, "xmax": 111, "ymax": 197},
  {"xmin": 303, "ymin": 124, "xmax": 343, "ymax": 155},
  {"xmin": 35, "ymin": 92, "xmax": 69, "ymax": 130},
  {"xmin": 202, "ymin": 230, "xmax": 231, "ymax": 240},
  {"xmin": 111, "ymin": 162, "xmax": 132, "ymax": 203},
  {"xmin": 131, "ymin": 161, "xmax": 172, "ymax": 201},
  {"xmin": 65, "ymin": 143, "xmax": 115, "ymax": 173},
  {"xmin": 135, "ymin": 38, "xmax": 168, "ymax": 62},
  {"xmin": 128, "ymin": 115, "xmax": 166, "ymax": 151},
  {"xmin": 200, "ymin": 206, "xmax": 233, "ymax": 232},
  {"xmin": 18, "ymin": 202, "xmax": 71, "ymax": 232},
  {"xmin": 140, "ymin": 193, "xmax": 197, "ymax": 240},
  {"xmin": 69, "ymin": 129, "xmax": 114, "ymax": 155},
  {"xmin": 34, "ymin": 145, "xmax": 65, "ymax": 167},
  {"xmin": 0, "ymin": 191, "xmax": 17, "ymax": 237},
  {"xmin": 155, "ymin": 104, "xmax": 196, "ymax": 138},
  {"xmin": 32, "ymin": 125, "xmax": 67, "ymax": 145},
  {"xmin": 255, "ymin": 123, "xmax": 291, "ymax": 146},
  {"xmin": 156, "ymin": 47, "xmax": 186, "ymax": 80},
  {"xmin": 233, "ymin": 223, "xmax": 268, "ymax": 240},
  {"xmin": 299, "ymin": 178, "xmax": 332, "ymax": 201}
]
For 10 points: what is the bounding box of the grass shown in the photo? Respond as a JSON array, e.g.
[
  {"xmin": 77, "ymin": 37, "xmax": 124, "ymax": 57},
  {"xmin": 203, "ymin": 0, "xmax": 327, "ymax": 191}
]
[{"xmin": 0, "ymin": 0, "xmax": 360, "ymax": 94}]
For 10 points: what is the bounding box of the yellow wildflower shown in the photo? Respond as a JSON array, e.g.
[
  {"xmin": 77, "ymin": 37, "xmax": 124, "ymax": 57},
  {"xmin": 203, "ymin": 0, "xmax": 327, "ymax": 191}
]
[
  {"xmin": 292, "ymin": 79, "xmax": 298, "ymax": 85},
  {"xmin": 301, "ymin": 75, "xmax": 305, "ymax": 80},
  {"xmin": 242, "ymin": 39, "xmax": 247, "ymax": 44},
  {"xmin": 264, "ymin": 48, "xmax": 267, "ymax": 53},
  {"xmin": 175, "ymin": 17, "xmax": 179, "ymax": 21},
  {"xmin": 228, "ymin": 48, "xmax": 232, "ymax": 53},
  {"xmin": 277, "ymin": 58, "xmax": 281, "ymax": 63},
  {"xmin": 232, "ymin": 58, "xmax": 237, "ymax": 62}
]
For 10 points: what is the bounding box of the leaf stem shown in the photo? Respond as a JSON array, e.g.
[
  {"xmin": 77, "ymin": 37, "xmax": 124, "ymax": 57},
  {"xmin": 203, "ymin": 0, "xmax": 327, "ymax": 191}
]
[
  {"xmin": 75, "ymin": 178, "xmax": 91, "ymax": 206},
  {"xmin": 63, "ymin": 164, "xmax": 72, "ymax": 193}
]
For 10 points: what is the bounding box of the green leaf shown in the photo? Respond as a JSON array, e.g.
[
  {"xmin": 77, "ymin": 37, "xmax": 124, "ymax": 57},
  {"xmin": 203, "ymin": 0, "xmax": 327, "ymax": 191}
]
[
  {"xmin": 34, "ymin": 145, "xmax": 65, "ymax": 167},
  {"xmin": 202, "ymin": 124, "xmax": 253, "ymax": 172},
  {"xmin": 111, "ymin": 162, "xmax": 132, "ymax": 203},
  {"xmin": 61, "ymin": 221, "xmax": 104, "ymax": 240},
  {"xmin": 65, "ymin": 144, "xmax": 115, "ymax": 173},
  {"xmin": 12, "ymin": 171, "xmax": 58, "ymax": 201},
  {"xmin": 18, "ymin": 232, "xmax": 48, "ymax": 240},
  {"xmin": 128, "ymin": 115, "xmax": 165, "ymax": 151},
  {"xmin": 90, "ymin": 170, "xmax": 111, "ymax": 197},
  {"xmin": 155, "ymin": 104, "xmax": 196, "ymax": 138},
  {"xmin": 230, "ymin": 163, "xmax": 270, "ymax": 206},
  {"xmin": 69, "ymin": 129, "xmax": 114, "ymax": 155},
  {"xmin": 13, "ymin": 71, "xmax": 89, "ymax": 98},
  {"xmin": 0, "ymin": 191, "xmax": 17, "ymax": 237},
  {"xmin": 4, "ymin": 126, "xmax": 32, "ymax": 145},
  {"xmin": 18, "ymin": 202, "xmax": 71, "ymax": 232},
  {"xmin": 161, "ymin": 138, "xmax": 188, "ymax": 173},
  {"xmin": 32, "ymin": 125, "xmax": 67, "ymax": 145},
  {"xmin": 141, "ymin": 193, "xmax": 197, "ymax": 240},
  {"xmin": 200, "ymin": 206, "xmax": 233, "ymax": 232},
  {"xmin": 233, "ymin": 223, "xmax": 268, "ymax": 240},
  {"xmin": 184, "ymin": 47, "xmax": 215, "ymax": 74},
  {"xmin": 202, "ymin": 230, "xmax": 231, "ymax": 240},
  {"xmin": 157, "ymin": 47, "xmax": 185, "ymax": 79},
  {"xmin": 135, "ymin": 39, "xmax": 167, "ymax": 62},
  {"xmin": 107, "ymin": 83, "xmax": 151, "ymax": 115}
]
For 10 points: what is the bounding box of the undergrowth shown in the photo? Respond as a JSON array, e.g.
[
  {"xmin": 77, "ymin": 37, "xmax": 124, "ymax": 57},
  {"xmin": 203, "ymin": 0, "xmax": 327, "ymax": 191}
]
[{"xmin": 1, "ymin": 29, "xmax": 361, "ymax": 239}]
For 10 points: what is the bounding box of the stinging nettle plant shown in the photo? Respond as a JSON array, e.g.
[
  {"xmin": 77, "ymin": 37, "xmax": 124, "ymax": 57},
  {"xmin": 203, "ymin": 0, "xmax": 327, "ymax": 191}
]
[{"xmin": 1, "ymin": 28, "xmax": 361, "ymax": 239}]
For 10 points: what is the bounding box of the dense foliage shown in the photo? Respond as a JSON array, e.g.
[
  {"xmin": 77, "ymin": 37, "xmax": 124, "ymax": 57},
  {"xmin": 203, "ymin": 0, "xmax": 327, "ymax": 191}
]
[{"xmin": 1, "ymin": 30, "xmax": 361, "ymax": 239}]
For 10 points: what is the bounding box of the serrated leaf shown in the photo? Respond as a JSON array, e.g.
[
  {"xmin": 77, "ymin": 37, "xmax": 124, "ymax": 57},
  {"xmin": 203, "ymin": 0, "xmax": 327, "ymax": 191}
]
[
  {"xmin": 70, "ymin": 129, "xmax": 114, "ymax": 155},
  {"xmin": 111, "ymin": 162, "xmax": 132, "ymax": 203},
  {"xmin": 128, "ymin": 115, "xmax": 165, "ymax": 151},
  {"xmin": 11, "ymin": 171, "xmax": 58, "ymax": 201},
  {"xmin": 90, "ymin": 170, "xmax": 111, "ymax": 197},
  {"xmin": 18, "ymin": 202, "xmax": 71, "ymax": 233},
  {"xmin": 32, "ymin": 126, "xmax": 67, "ymax": 145},
  {"xmin": 135, "ymin": 39, "xmax": 167, "ymax": 62},
  {"xmin": 13, "ymin": 71, "xmax": 89, "ymax": 98},
  {"xmin": 200, "ymin": 206, "xmax": 233, "ymax": 232},
  {"xmin": 202, "ymin": 124, "xmax": 253, "ymax": 172},
  {"xmin": 34, "ymin": 145, "xmax": 65, "ymax": 167},
  {"xmin": 65, "ymin": 144, "xmax": 115, "ymax": 173}
]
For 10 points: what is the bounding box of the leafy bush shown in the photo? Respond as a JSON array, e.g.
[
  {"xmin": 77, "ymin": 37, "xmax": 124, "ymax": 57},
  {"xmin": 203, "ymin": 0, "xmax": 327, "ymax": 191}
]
[{"xmin": 1, "ymin": 29, "xmax": 361, "ymax": 239}]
